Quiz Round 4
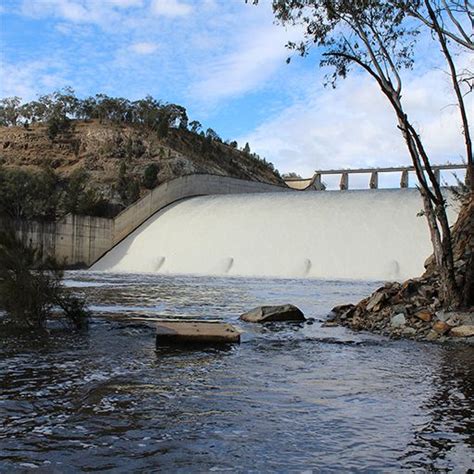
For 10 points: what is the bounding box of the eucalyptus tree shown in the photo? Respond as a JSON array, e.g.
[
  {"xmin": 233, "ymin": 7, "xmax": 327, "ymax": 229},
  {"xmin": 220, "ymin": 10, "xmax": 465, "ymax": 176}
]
[
  {"xmin": 402, "ymin": 0, "xmax": 473, "ymax": 50},
  {"xmin": 0, "ymin": 97, "xmax": 21, "ymax": 126},
  {"xmin": 261, "ymin": 0, "xmax": 461, "ymax": 305},
  {"xmin": 398, "ymin": 0, "xmax": 473, "ymax": 190}
]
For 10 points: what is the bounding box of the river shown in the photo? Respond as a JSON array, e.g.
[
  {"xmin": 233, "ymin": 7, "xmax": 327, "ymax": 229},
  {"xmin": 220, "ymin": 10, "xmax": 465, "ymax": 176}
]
[{"xmin": 1, "ymin": 272, "xmax": 473, "ymax": 471}]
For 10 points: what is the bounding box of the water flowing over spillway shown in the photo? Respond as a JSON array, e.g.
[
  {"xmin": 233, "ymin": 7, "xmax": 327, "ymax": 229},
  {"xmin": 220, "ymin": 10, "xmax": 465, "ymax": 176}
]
[{"xmin": 93, "ymin": 189, "xmax": 457, "ymax": 281}]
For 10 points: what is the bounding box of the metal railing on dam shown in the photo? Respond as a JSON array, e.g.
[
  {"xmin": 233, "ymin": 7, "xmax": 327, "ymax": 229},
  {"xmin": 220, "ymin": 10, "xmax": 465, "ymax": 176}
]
[{"xmin": 285, "ymin": 164, "xmax": 467, "ymax": 190}]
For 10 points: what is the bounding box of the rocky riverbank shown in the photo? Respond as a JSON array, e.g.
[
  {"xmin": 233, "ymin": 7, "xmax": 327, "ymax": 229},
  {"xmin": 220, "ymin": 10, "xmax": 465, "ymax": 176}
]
[
  {"xmin": 327, "ymin": 193, "xmax": 473, "ymax": 344},
  {"xmin": 327, "ymin": 276, "xmax": 474, "ymax": 344}
]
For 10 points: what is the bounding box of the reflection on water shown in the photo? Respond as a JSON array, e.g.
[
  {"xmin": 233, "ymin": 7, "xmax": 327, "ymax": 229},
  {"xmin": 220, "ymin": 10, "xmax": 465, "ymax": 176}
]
[{"xmin": 1, "ymin": 272, "xmax": 473, "ymax": 471}]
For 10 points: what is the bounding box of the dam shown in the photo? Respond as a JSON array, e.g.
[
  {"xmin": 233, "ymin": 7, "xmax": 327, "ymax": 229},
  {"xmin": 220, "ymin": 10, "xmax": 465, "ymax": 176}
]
[{"xmin": 92, "ymin": 188, "xmax": 458, "ymax": 281}]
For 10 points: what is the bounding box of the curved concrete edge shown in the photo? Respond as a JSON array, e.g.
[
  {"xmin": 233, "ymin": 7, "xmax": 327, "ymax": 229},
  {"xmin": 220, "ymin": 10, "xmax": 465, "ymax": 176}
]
[{"xmin": 112, "ymin": 174, "xmax": 291, "ymax": 247}]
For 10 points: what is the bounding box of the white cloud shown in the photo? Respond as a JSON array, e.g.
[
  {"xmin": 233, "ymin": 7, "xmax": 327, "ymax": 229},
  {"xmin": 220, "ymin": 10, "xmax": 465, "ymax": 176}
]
[
  {"xmin": 20, "ymin": 0, "xmax": 142, "ymax": 28},
  {"xmin": 0, "ymin": 59, "xmax": 69, "ymax": 100},
  {"xmin": 129, "ymin": 41, "xmax": 159, "ymax": 54},
  {"xmin": 151, "ymin": 0, "xmax": 192, "ymax": 17},
  {"xmin": 109, "ymin": 0, "xmax": 143, "ymax": 7},
  {"xmin": 190, "ymin": 23, "xmax": 299, "ymax": 104},
  {"xmin": 240, "ymin": 59, "xmax": 471, "ymax": 180}
]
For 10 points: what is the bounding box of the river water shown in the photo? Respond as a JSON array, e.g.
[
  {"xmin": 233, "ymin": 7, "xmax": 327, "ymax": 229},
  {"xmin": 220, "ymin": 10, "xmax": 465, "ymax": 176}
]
[{"xmin": 1, "ymin": 272, "xmax": 473, "ymax": 472}]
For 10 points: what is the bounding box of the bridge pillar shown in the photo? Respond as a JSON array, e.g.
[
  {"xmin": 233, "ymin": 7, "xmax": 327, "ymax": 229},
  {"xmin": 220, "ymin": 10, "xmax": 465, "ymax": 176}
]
[
  {"xmin": 340, "ymin": 172, "xmax": 349, "ymax": 190},
  {"xmin": 400, "ymin": 170, "xmax": 409, "ymax": 188},
  {"xmin": 313, "ymin": 173, "xmax": 324, "ymax": 190},
  {"xmin": 434, "ymin": 168, "xmax": 440, "ymax": 185},
  {"xmin": 369, "ymin": 171, "xmax": 378, "ymax": 189}
]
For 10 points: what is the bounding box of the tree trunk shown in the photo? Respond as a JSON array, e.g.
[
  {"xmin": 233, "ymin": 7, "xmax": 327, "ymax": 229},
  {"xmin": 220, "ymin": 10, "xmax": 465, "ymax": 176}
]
[{"xmin": 386, "ymin": 92, "xmax": 461, "ymax": 307}]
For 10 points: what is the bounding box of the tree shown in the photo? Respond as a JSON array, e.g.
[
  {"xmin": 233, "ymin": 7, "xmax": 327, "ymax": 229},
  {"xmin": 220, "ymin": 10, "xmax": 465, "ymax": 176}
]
[
  {"xmin": 401, "ymin": 0, "xmax": 473, "ymax": 50},
  {"xmin": 205, "ymin": 128, "xmax": 221, "ymax": 141},
  {"xmin": 0, "ymin": 97, "xmax": 21, "ymax": 126},
  {"xmin": 62, "ymin": 168, "xmax": 107, "ymax": 216},
  {"xmin": 243, "ymin": 142, "xmax": 251, "ymax": 154},
  {"xmin": 143, "ymin": 163, "xmax": 159, "ymax": 189},
  {"xmin": 398, "ymin": 0, "xmax": 473, "ymax": 191},
  {"xmin": 116, "ymin": 161, "xmax": 140, "ymax": 205},
  {"xmin": 0, "ymin": 166, "xmax": 59, "ymax": 220},
  {"xmin": 189, "ymin": 120, "xmax": 202, "ymax": 133},
  {"xmin": 264, "ymin": 0, "xmax": 462, "ymax": 306}
]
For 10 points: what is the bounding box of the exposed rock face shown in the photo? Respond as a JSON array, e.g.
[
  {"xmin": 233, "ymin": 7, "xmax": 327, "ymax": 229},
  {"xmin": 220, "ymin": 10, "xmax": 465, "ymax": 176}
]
[
  {"xmin": 240, "ymin": 304, "xmax": 306, "ymax": 323},
  {"xmin": 327, "ymin": 193, "xmax": 473, "ymax": 344}
]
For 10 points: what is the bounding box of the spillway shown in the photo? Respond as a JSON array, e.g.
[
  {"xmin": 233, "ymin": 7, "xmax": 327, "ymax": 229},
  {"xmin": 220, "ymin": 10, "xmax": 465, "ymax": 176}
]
[{"xmin": 92, "ymin": 189, "xmax": 458, "ymax": 281}]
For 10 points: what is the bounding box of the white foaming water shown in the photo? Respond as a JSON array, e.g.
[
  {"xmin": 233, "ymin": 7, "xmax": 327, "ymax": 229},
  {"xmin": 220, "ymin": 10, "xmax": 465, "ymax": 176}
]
[{"xmin": 93, "ymin": 189, "xmax": 458, "ymax": 281}]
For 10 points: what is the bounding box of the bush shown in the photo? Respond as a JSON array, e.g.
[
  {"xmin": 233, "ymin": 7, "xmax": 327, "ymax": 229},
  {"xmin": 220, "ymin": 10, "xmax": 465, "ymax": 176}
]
[
  {"xmin": 143, "ymin": 163, "xmax": 159, "ymax": 189},
  {"xmin": 47, "ymin": 113, "xmax": 71, "ymax": 140},
  {"xmin": 0, "ymin": 229, "xmax": 89, "ymax": 330}
]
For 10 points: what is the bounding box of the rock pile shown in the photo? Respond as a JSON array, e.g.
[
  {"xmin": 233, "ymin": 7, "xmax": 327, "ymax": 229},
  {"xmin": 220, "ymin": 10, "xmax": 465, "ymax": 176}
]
[{"xmin": 328, "ymin": 277, "xmax": 473, "ymax": 343}]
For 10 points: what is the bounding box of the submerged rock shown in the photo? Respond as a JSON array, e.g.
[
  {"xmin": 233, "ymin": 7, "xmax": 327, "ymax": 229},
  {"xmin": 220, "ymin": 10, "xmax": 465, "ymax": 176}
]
[{"xmin": 240, "ymin": 304, "xmax": 305, "ymax": 323}]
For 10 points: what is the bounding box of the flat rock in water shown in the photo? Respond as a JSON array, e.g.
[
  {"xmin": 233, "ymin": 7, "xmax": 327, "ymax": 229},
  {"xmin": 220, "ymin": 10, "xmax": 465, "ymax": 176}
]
[
  {"xmin": 155, "ymin": 320, "xmax": 241, "ymax": 345},
  {"xmin": 240, "ymin": 304, "xmax": 305, "ymax": 323}
]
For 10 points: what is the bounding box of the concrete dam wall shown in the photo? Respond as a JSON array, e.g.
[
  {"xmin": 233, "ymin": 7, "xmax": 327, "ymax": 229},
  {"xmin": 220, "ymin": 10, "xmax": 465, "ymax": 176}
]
[
  {"xmin": 12, "ymin": 175, "xmax": 288, "ymax": 267},
  {"xmin": 93, "ymin": 189, "xmax": 459, "ymax": 281}
]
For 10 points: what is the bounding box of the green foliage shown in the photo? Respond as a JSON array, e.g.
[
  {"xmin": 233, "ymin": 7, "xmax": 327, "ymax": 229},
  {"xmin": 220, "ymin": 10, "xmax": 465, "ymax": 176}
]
[
  {"xmin": 143, "ymin": 163, "xmax": 159, "ymax": 189},
  {"xmin": 62, "ymin": 169, "xmax": 108, "ymax": 216},
  {"xmin": 0, "ymin": 97, "xmax": 22, "ymax": 126},
  {"xmin": 0, "ymin": 166, "xmax": 59, "ymax": 220},
  {"xmin": 0, "ymin": 166, "xmax": 111, "ymax": 220},
  {"xmin": 47, "ymin": 113, "xmax": 71, "ymax": 140},
  {"xmin": 117, "ymin": 161, "xmax": 140, "ymax": 205},
  {"xmin": 0, "ymin": 229, "xmax": 89, "ymax": 330}
]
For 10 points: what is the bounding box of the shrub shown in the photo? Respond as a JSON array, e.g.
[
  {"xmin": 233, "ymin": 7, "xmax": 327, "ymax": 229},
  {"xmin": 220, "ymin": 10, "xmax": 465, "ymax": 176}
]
[
  {"xmin": 0, "ymin": 229, "xmax": 90, "ymax": 330},
  {"xmin": 143, "ymin": 163, "xmax": 159, "ymax": 189},
  {"xmin": 47, "ymin": 113, "xmax": 71, "ymax": 140}
]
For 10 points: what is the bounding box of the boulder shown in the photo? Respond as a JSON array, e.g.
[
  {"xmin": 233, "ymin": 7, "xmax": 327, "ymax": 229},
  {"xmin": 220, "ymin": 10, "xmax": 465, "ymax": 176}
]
[
  {"xmin": 415, "ymin": 310, "xmax": 433, "ymax": 322},
  {"xmin": 366, "ymin": 292, "xmax": 386, "ymax": 312},
  {"xmin": 450, "ymin": 325, "xmax": 474, "ymax": 338},
  {"xmin": 432, "ymin": 320, "xmax": 451, "ymax": 334},
  {"xmin": 155, "ymin": 320, "xmax": 241, "ymax": 345},
  {"xmin": 391, "ymin": 313, "xmax": 406, "ymax": 328},
  {"xmin": 240, "ymin": 304, "xmax": 305, "ymax": 323}
]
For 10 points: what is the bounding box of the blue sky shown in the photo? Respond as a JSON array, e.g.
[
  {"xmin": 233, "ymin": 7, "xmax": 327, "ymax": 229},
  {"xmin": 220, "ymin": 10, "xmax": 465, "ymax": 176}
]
[{"xmin": 0, "ymin": 0, "xmax": 471, "ymax": 182}]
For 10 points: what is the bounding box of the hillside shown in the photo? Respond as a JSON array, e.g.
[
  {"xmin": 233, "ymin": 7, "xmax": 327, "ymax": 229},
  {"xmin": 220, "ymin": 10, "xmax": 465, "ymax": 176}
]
[
  {"xmin": 0, "ymin": 120, "xmax": 284, "ymax": 218},
  {"xmin": 0, "ymin": 120, "xmax": 282, "ymax": 184}
]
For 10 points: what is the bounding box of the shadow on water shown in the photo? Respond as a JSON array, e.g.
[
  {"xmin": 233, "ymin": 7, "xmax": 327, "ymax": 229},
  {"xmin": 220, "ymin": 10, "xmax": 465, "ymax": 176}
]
[{"xmin": 401, "ymin": 345, "xmax": 474, "ymax": 471}]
